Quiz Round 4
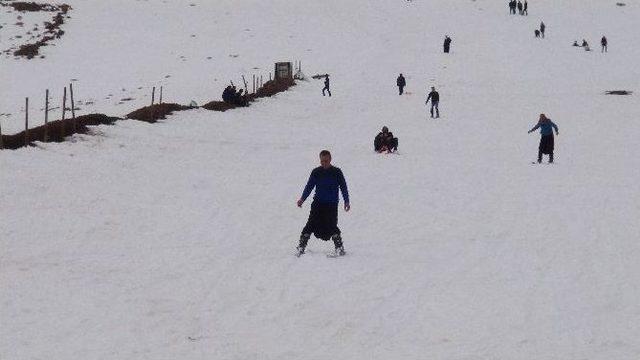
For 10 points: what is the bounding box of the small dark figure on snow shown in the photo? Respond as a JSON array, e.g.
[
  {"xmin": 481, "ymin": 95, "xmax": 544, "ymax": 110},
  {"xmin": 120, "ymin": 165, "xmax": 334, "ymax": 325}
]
[
  {"xmin": 426, "ymin": 86, "xmax": 440, "ymax": 118},
  {"xmin": 540, "ymin": 21, "xmax": 546, "ymax": 38},
  {"xmin": 322, "ymin": 75, "xmax": 331, "ymax": 97},
  {"xmin": 523, "ymin": 1, "xmax": 528, "ymax": 15},
  {"xmin": 443, "ymin": 35, "xmax": 452, "ymax": 53},
  {"xmin": 535, "ymin": 29, "xmax": 541, "ymax": 38},
  {"xmin": 233, "ymin": 89, "xmax": 247, "ymax": 106},
  {"xmin": 572, "ymin": 40, "xmax": 579, "ymax": 47},
  {"xmin": 601, "ymin": 36, "xmax": 608, "ymax": 52},
  {"xmin": 296, "ymin": 150, "xmax": 350, "ymax": 257},
  {"xmin": 397, "ymin": 73, "xmax": 406, "ymax": 95},
  {"xmin": 374, "ymin": 126, "xmax": 399, "ymax": 153},
  {"xmin": 222, "ymin": 85, "xmax": 233, "ymax": 103},
  {"xmin": 582, "ymin": 39, "xmax": 591, "ymax": 51},
  {"xmin": 509, "ymin": 0, "xmax": 516, "ymax": 14},
  {"xmin": 517, "ymin": 1, "xmax": 523, "ymax": 15},
  {"xmin": 528, "ymin": 113, "xmax": 559, "ymax": 163}
]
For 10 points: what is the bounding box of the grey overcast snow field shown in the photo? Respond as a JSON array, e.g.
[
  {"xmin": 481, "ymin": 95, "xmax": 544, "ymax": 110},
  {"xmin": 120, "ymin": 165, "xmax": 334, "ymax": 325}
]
[{"xmin": 2, "ymin": 0, "xmax": 640, "ymax": 359}]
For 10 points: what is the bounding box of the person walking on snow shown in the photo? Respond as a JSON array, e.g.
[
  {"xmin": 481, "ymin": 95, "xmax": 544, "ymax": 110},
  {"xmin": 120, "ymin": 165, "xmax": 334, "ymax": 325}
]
[
  {"xmin": 517, "ymin": 1, "xmax": 523, "ymax": 15},
  {"xmin": 528, "ymin": 113, "xmax": 559, "ymax": 163},
  {"xmin": 540, "ymin": 21, "xmax": 546, "ymax": 38},
  {"xmin": 397, "ymin": 73, "xmax": 406, "ymax": 95},
  {"xmin": 601, "ymin": 36, "xmax": 608, "ymax": 52},
  {"xmin": 523, "ymin": 0, "xmax": 528, "ymax": 15},
  {"xmin": 296, "ymin": 150, "xmax": 350, "ymax": 257},
  {"xmin": 322, "ymin": 75, "xmax": 331, "ymax": 97},
  {"xmin": 426, "ymin": 86, "xmax": 440, "ymax": 118},
  {"xmin": 443, "ymin": 35, "xmax": 452, "ymax": 53}
]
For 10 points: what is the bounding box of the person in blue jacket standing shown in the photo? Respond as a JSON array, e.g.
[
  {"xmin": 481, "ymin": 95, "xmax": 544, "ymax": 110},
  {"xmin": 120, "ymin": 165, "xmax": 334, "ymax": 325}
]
[
  {"xmin": 296, "ymin": 150, "xmax": 350, "ymax": 257},
  {"xmin": 528, "ymin": 113, "xmax": 559, "ymax": 163}
]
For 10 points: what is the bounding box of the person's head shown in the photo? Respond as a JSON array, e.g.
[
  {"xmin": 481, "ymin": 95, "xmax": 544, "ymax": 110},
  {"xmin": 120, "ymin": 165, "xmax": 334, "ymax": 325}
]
[
  {"xmin": 325, "ymin": 75, "xmax": 329, "ymax": 79},
  {"xmin": 319, "ymin": 150, "xmax": 332, "ymax": 169},
  {"xmin": 382, "ymin": 126, "xmax": 389, "ymax": 134},
  {"xmin": 399, "ymin": 73, "xmax": 403, "ymax": 76},
  {"xmin": 539, "ymin": 113, "xmax": 548, "ymax": 122},
  {"xmin": 431, "ymin": 86, "xmax": 436, "ymax": 91}
]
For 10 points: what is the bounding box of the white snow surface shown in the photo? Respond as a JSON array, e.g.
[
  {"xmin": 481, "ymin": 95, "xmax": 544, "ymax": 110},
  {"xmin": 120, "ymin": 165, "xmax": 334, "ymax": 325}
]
[{"xmin": 2, "ymin": 0, "xmax": 640, "ymax": 359}]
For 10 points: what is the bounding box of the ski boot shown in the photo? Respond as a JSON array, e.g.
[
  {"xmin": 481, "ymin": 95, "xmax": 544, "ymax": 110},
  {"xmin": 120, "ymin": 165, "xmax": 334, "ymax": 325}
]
[
  {"xmin": 328, "ymin": 234, "xmax": 346, "ymax": 257},
  {"xmin": 296, "ymin": 233, "xmax": 310, "ymax": 257}
]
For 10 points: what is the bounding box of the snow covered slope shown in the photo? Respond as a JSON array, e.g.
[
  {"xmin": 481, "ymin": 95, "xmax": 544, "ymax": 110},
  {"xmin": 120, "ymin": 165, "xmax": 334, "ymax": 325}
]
[{"xmin": 2, "ymin": 1, "xmax": 640, "ymax": 359}]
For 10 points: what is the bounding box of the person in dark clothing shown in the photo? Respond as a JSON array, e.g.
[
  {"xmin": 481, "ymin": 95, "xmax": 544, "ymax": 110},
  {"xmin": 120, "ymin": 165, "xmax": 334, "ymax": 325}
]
[
  {"xmin": 443, "ymin": 36, "xmax": 452, "ymax": 53},
  {"xmin": 517, "ymin": 1, "xmax": 523, "ymax": 15},
  {"xmin": 322, "ymin": 75, "xmax": 331, "ymax": 97},
  {"xmin": 222, "ymin": 85, "xmax": 233, "ymax": 103},
  {"xmin": 509, "ymin": 0, "xmax": 516, "ymax": 14},
  {"xmin": 523, "ymin": 0, "xmax": 528, "ymax": 15},
  {"xmin": 573, "ymin": 40, "xmax": 580, "ymax": 46},
  {"xmin": 374, "ymin": 126, "xmax": 399, "ymax": 153},
  {"xmin": 296, "ymin": 150, "xmax": 350, "ymax": 257},
  {"xmin": 540, "ymin": 21, "xmax": 546, "ymax": 38},
  {"xmin": 231, "ymin": 88, "xmax": 247, "ymax": 106},
  {"xmin": 528, "ymin": 113, "xmax": 559, "ymax": 163},
  {"xmin": 535, "ymin": 29, "xmax": 540, "ymax": 38},
  {"xmin": 601, "ymin": 36, "xmax": 608, "ymax": 52},
  {"xmin": 397, "ymin": 73, "xmax": 406, "ymax": 95},
  {"xmin": 425, "ymin": 86, "xmax": 440, "ymax": 118}
]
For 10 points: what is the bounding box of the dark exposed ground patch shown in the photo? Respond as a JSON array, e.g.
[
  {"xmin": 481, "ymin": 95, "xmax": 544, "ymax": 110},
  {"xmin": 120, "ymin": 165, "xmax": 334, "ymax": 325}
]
[
  {"xmin": 1, "ymin": 114, "xmax": 120, "ymax": 150},
  {"xmin": 126, "ymin": 103, "xmax": 193, "ymax": 123},
  {"xmin": 605, "ymin": 90, "xmax": 632, "ymax": 95}
]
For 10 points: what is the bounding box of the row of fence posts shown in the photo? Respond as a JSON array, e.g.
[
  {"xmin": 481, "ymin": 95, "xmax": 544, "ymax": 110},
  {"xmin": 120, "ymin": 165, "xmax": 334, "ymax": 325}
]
[
  {"xmin": 0, "ymin": 83, "xmax": 77, "ymax": 149},
  {"xmin": 1, "ymin": 62, "xmax": 303, "ymax": 149}
]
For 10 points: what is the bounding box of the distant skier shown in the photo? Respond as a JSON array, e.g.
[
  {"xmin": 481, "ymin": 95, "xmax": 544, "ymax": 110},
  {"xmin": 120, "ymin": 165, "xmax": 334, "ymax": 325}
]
[
  {"xmin": 397, "ymin": 73, "xmax": 406, "ymax": 95},
  {"xmin": 517, "ymin": 0, "xmax": 523, "ymax": 15},
  {"xmin": 540, "ymin": 21, "xmax": 546, "ymax": 38},
  {"xmin": 443, "ymin": 35, "xmax": 452, "ymax": 53},
  {"xmin": 296, "ymin": 150, "xmax": 350, "ymax": 257},
  {"xmin": 523, "ymin": 1, "xmax": 528, "ymax": 15},
  {"xmin": 425, "ymin": 86, "xmax": 440, "ymax": 118},
  {"xmin": 374, "ymin": 126, "xmax": 399, "ymax": 153},
  {"xmin": 601, "ymin": 36, "xmax": 608, "ymax": 52},
  {"xmin": 322, "ymin": 75, "xmax": 331, "ymax": 97},
  {"xmin": 528, "ymin": 114, "xmax": 559, "ymax": 163}
]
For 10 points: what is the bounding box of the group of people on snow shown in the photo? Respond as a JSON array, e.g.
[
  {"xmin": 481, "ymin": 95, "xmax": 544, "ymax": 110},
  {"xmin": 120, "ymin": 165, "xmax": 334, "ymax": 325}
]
[
  {"xmin": 573, "ymin": 36, "xmax": 607, "ymax": 52},
  {"xmin": 509, "ymin": 0, "xmax": 528, "ymax": 15},
  {"xmin": 221, "ymin": 85, "xmax": 247, "ymax": 106}
]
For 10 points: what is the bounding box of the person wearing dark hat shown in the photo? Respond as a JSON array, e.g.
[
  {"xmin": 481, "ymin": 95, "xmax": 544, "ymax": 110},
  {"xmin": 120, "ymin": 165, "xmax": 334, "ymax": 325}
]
[
  {"xmin": 397, "ymin": 73, "xmax": 406, "ymax": 95},
  {"xmin": 528, "ymin": 113, "xmax": 559, "ymax": 163},
  {"xmin": 374, "ymin": 126, "xmax": 399, "ymax": 153},
  {"xmin": 296, "ymin": 150, "xmax": 350, "ymax": 257}
]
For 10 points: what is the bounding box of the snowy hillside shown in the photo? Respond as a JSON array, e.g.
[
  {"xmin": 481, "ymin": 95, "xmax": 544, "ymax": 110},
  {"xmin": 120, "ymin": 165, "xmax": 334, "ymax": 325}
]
[{"xmin": 2, "ymin": 1, "xmax": 640, "ymax": 359}]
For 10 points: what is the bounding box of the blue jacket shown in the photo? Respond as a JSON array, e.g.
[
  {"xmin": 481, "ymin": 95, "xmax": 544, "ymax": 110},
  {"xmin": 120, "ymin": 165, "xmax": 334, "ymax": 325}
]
[
  {"xmin": 529, "ymin": 119, "xmax": 558, "ymax": 136},
  {"xmin": 301, "ymin": 166, "xmax": 349, "ymax": 204}
]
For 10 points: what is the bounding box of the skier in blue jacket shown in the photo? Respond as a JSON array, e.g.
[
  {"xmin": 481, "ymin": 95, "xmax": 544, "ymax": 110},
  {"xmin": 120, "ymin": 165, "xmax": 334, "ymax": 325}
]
[
  {"xmin": 528, "ymin": 113, "xmax": 559, "ymax": 163},
  {"xmin": 296, "ymin": 150, "xmax": 350, "ymax": 257}
]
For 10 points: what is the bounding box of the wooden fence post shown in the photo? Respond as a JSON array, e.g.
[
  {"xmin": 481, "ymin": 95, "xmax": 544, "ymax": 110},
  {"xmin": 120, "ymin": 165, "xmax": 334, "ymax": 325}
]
[
  {"xmin": 241, "ymin": 75, "xmax": 248, "ymax": 94},
  {"xmin": 159, "ymin": 86, "xmax": 163, "ymax": 104},
  {"xmin": 0, "ymin": 116, "xmax": 3, "ymax": 149},
  {"xmin": 252, "ymin": 75, "xmax": 256, "ymax": 94},
  {"xmin": 24, "ymin": 97, "xmax": 29, "ymax": 146},
  {"xmin": 151, "ymin": 87, "xmax": 155, "ymax": 106},
  {"xmin": 44, "ymin": 89, "xmax": 49, "ymax": 142},
  {"xmin": 70, "ymin": 83, "xmax": 76, "ymax": 132},
  {"xmin": 260, "ymin": 75, "xmax": 263, "ymax": 89},
  {"xmin": 61, "ymin": 87, "xmax": 67, "ymax": 139}
]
